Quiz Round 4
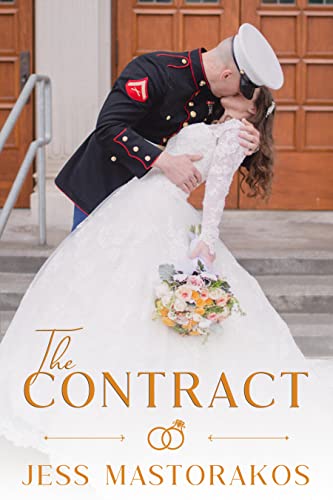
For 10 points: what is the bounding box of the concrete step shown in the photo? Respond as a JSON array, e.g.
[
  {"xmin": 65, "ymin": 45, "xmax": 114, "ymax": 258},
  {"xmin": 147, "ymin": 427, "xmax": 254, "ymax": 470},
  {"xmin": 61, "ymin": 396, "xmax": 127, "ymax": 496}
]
[
  {"xmin": 0, "ymin": 272, "xmax": 34, "ymax": 310},
  {"xmin": 0, "ymin": 310, "xmax": 15, "ymax": 341},
  {"xmin": 257, "ymin": 275, "xmax": 333, "ymax": 314},
  {"xmin": 238, "ymin": 257, "xmax": 333, "ymax": 276},
  {"xmin": 0, "ymin": 255, "xmax": 47, "ymax": 274},
  {"xmin": 281, "ymin": 313, "xmax": 333, "ymax": 358}
]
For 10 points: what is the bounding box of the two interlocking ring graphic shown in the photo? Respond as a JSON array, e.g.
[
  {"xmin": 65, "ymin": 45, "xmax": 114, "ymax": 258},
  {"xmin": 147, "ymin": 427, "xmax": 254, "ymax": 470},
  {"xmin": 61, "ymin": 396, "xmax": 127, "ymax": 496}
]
[{"xmin": 148, "ymin": 419, "xmax": 185, "ymax": 451}]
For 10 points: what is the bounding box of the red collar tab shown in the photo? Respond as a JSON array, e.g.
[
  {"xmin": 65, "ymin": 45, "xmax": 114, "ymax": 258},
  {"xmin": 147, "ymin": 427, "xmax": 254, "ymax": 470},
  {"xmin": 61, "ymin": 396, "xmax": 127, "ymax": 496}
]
[{"xmin": 189, "ymin": 48, "xmax": 211, "ymax": 91}]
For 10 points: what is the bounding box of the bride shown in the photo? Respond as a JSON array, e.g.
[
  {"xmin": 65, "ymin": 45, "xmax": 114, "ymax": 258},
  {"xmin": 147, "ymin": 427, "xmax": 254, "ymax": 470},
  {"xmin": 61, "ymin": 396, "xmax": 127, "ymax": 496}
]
[{"xmin": 0, "ymin": 86, "xmax": 332, "ymax": 500}]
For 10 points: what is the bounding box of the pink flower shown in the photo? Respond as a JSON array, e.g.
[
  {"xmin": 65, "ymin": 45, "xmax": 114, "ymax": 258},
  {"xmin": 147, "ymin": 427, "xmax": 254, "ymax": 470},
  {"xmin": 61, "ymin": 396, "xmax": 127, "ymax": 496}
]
[
  {"xmin": 175, "ymin": 285, "xmax": 192, "ymax": 301},
  {"xmin": 187, "ymin": 275, "xmax": 204, "ymax": 291},
  {"xmin": 201, "ymin": 288, "xmax": 210, "ymax": 300},
  {"xmin": 207, "ymin": 312, "xmax": 219, "ymax": 322},
  {"xmin": 216, "ymin": 295, "xmax": 230, "ymax": 306},
  {"xmin": 216, "ymin": 310, "xmax": 231, "ymax": 322}
]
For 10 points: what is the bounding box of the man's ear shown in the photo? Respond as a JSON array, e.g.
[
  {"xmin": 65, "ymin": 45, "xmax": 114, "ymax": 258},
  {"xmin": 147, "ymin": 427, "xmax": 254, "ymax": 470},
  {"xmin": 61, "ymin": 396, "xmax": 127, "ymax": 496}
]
[
  {"xmin": 220, "ymin": 69, "xmax": 233, "ymax": 81},
  {"xmin": 248, "ymin": 104, "xmax": 257, "ymax": 115}
]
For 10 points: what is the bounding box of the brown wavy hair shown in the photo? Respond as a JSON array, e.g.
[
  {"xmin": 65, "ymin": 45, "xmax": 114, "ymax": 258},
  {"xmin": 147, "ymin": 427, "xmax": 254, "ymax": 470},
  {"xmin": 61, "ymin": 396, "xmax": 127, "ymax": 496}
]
[{"xmin": 240, "ymin": 86, "xmax": 275, "ymax": 200}]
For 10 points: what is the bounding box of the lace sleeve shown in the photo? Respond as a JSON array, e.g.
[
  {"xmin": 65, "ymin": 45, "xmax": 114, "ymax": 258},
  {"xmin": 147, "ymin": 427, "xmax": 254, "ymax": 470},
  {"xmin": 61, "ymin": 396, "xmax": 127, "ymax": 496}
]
[{"xmin": 199, "ymin": 123, "xmax": 247, "ymax": 254}]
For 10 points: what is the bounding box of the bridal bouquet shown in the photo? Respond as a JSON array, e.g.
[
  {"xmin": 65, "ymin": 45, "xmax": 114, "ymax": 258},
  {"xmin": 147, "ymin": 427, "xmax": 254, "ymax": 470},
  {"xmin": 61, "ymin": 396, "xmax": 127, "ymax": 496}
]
[{"xmin": 153, "ymin": 226, "xmax": 245, "ymax": 337}]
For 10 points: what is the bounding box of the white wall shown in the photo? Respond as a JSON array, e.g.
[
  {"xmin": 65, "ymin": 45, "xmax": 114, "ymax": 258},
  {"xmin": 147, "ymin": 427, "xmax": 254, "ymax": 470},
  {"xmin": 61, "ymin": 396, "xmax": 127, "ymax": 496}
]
[{"xmin": 32, "ymin": 0, "xmax": 111, "ymax": 230}]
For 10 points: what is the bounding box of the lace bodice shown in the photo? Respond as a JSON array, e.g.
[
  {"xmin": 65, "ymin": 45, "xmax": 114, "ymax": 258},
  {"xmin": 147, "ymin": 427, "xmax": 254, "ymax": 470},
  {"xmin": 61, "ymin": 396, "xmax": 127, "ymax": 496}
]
[{"xmin": 165, "ymin": 118, "xmax": 247, "ymax": 253}]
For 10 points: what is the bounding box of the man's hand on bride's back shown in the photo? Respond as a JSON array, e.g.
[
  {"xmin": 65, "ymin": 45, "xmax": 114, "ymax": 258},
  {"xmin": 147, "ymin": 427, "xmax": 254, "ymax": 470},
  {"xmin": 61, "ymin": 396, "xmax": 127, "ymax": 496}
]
[{"xmin": 154, "ymin": 151, "xmax": 203, "ymax": 194}]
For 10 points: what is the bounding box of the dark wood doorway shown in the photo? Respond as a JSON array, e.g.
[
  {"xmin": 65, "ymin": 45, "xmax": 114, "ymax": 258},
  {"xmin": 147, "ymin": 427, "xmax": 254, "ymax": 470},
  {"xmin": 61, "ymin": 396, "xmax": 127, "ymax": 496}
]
[{"xmin": 0, "ymin": 0, "xmax": 34, "ymax": 208}]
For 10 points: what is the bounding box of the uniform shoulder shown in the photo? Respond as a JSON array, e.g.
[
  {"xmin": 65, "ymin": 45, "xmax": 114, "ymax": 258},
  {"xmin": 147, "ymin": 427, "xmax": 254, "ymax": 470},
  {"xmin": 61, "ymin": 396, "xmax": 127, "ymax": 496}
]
[{"xmin": 118, "ymin": 52, "xmax": 169, "ymax": 81}]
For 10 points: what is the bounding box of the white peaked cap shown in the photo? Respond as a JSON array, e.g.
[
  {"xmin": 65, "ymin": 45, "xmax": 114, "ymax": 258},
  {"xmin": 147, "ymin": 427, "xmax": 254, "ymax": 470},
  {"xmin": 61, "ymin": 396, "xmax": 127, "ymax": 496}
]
[{"xmin": 233, "ymin": 23, "xmax": 284, "ymax": 89}]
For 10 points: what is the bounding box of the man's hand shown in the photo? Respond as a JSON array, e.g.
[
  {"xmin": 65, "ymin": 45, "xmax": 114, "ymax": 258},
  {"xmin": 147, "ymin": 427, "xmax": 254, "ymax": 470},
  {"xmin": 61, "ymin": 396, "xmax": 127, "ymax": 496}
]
[
  {"xmin": 154, "ymin": 151, "xmax": 203, "ymax": 194},
  {"xmin": 238, "ymin": 118, "xmax": 260, "ymax": 156}
]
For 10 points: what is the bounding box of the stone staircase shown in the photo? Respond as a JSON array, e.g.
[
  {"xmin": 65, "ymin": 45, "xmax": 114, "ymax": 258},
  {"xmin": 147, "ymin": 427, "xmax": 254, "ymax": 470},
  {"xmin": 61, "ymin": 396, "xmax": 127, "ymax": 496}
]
[
  {"xmin": 1, "ymin": 251, "xmax": 332, "ymax": 358},
  {"xmin": 239, "ymin": 257, "xmax": 333, "ymax": 359}
]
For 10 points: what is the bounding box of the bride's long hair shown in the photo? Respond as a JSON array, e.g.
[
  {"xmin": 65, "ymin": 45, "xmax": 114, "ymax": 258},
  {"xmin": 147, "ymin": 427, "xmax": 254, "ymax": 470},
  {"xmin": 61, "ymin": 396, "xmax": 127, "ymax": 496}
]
[{"xmin": 240, "ymin": 86, "xmax": 275, "ymax": 200}]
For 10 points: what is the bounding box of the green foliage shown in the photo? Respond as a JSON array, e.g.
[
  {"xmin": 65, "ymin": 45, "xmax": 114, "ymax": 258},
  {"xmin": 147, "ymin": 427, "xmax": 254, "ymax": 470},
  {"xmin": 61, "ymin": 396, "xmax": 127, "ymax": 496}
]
[{"xmin": 159, "ymin": 263, "xmax": 176, "ymax": 282}]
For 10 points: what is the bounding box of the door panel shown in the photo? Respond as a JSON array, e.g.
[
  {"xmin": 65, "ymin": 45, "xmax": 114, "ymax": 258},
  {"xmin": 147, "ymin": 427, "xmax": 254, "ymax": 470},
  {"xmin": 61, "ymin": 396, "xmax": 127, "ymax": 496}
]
[
  {"xmin": 0, "ymin": 0, "xmax": 34, "ymax": 208},
  {"xmin": 240, "ymin": 0, "xmax": 333, "ymax": 209}
]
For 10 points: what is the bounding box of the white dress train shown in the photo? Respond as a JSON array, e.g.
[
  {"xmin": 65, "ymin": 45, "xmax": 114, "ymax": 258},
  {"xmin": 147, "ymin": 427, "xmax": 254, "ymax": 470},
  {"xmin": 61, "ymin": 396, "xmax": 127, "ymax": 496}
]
[{"xmin": 0, "ymin": 119, "xmax": 332, "ymax": 500}]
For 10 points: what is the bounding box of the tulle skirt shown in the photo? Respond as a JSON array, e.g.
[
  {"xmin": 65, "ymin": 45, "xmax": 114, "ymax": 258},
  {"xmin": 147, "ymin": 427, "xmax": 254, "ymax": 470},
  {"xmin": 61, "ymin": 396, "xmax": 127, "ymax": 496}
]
[{"xmin": 0, "ymin": 168, "xmax": 332, "ymax": 500}]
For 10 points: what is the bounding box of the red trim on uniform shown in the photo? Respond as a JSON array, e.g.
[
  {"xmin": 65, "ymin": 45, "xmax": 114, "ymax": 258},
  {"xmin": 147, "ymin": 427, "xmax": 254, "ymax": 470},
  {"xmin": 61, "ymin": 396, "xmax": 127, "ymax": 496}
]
[
  {"xmin": 188, "ymin": 51, "xmax": 199, "ymax": 91},
  {"xmin": 156, "ymin": 53, "xmax": 189, "ymax": 69},
  {"xmin": 113, "ymin": 128, "xmax": 151, "ymax": 170},
  {"xmin": 150, "ymin": 153, "xmax": 163, "ymax": 169},
  {"xmin": 198, "ymin": 48, "xmax": 211, "ymax": 90},
  {"xmin": 55, "ymin": 184, "xmax": 89, "ymax": 215}
]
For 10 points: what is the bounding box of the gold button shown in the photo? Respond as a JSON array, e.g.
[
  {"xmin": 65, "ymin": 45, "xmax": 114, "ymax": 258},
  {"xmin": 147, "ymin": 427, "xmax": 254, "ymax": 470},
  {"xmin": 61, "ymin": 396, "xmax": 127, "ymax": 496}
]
[
  {"xmin": 166, "ymin": 115, "xmax": 171, "ymax": 121},
  {"xmin": 199, "ymin": 80, "xmax": 206, "ymax": 87},
  {"xmin": 188, "ymin": 102, "xmax": 194, "ymax": 107},
  {"xmin": 133, "ymin": 146, "xmax": 139, "ymax": 152},
  {"xmin": 145, "ymin": 155, "xmax": 151, "ymax": 161},
  {"xmin": 111, "ymin": 156, "xmax": 117, "ymax": 162},
  {"xmin": 122, "ymin": 136, "xmax": 128, "ymax": 142},
  {"xmin": 183, "ymin": 122, "xmax": 189, "ymax": 127},
  {"xmin": 182, "ymin": 58, "xmax": 187, "ymax": 64},
  {"xmin": 190, "ymin": 111, "xmax": 197, "ymax": 118},
  {"xmin": 162, "ymin": 137, "xmax": 167, "ymax": 143}
]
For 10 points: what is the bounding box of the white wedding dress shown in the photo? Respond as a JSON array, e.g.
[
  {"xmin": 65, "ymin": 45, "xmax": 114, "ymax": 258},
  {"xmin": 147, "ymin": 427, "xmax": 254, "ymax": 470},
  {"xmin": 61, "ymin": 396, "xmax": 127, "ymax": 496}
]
[{"xmin": 0, "ymin": 119, "xmax": 332, "ymax": 500}]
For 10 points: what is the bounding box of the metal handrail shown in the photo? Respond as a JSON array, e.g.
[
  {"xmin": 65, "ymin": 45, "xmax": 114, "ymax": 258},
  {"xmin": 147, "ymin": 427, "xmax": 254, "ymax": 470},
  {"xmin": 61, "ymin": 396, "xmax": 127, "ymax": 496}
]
[{"xmin": 0, "ymin": 74, "xmax": 52, "ymax": 245}]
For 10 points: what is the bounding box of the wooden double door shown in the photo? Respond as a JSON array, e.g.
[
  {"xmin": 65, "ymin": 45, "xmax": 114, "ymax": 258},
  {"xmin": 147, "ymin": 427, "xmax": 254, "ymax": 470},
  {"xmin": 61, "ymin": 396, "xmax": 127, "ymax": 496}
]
[
  {"xmin": 0, "ymin": 0, "xmax": 33, "ymax": 208},
  {"xmin": 115, "ymin": 0, "xmax": 333, "ymax": 210}
]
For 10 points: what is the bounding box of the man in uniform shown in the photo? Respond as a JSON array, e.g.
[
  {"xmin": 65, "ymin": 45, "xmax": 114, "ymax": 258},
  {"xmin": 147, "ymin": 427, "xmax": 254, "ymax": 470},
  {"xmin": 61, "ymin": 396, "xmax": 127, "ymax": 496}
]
[{"xmin": 55, "ymin": 23, "xmax": 283, "ymax": 231}]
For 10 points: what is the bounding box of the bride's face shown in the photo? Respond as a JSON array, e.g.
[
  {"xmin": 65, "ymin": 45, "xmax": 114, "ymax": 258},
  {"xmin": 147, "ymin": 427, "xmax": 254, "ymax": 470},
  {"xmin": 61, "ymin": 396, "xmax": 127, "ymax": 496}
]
[{"xmin": 220, "ymin": 88, "xmax": 260, "ymax": 120}]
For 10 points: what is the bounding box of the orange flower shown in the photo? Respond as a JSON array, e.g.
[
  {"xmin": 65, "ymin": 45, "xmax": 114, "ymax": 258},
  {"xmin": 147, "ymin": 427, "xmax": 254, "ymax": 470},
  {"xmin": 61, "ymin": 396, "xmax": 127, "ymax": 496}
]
[
  {"xmin": 183, "ymin": 320, "xmax": 197, "ymax": 330},
  {"xmin": 162, "ymin": 317, "xmax": 175, "ymax": 327},
  {"xmin": 192, "ymin": 291, "xmax": 200, "ymax": 300},
  {"xmin": 196, "ymin": 298, "xmax": 205, "ymax": 307},
  {"xmin": 204, "ymin": 298, "xmax": 214, "ymax": 306},
  {"xmin": 160, "ymin": 308, "xmax": 169, "ymax": 317},
  {"xmin": 190, "ymin": 330, "xmax": 201, "ymax": 336},
  {"xmin": 195, "ymin": 307, "xmax": 205, "ymax": 315}
]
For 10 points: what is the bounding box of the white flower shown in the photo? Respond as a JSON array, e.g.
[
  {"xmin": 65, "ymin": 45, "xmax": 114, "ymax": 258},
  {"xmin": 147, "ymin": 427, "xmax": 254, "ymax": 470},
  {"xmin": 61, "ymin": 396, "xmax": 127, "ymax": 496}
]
[
  {"xmin": 176, "ymin": 314, "xmax": 191, "ymax": 325},
  {"xmin": 209, "ymin": 288, "xmax": 224, "ymax": 300},
  {"xmin": 174, "ymin": 298, "xmax": 187, "ymax": 312},
  {"xmin": 193, "ymin": 313, "xmax": 203, "ymax": 322},
  {"xmin": 161, "ymin": 292, "xmax": 173, "ymax": 307},
  {"xmin": 168, "ymin": 310, "xmax": 177, "ymax": 321},
  {"xmin": 155, "ymin": 282, "xmax": 170, "ymax": 298},
  {"xmin": 175, "ymin": 285, "xmax": 192, "ymax": 301},
  {"xmin": 199, "ymin": 318, "xmax": 212, "ymax": 329},
  {"xmin": 174, "ymin": 273, "xmax": 188, "ymax": 283}
]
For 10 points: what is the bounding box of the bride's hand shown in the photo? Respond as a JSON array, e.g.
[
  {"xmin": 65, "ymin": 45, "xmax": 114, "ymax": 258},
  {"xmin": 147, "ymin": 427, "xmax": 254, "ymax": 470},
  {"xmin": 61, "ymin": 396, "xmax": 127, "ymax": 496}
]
[
  {"xmin": 154, "ymin": 151, "xmax": 203, "ymax": 194},
  {"xmin": 189, "ymin": 239, "xmax": 216, "ymax": 266},
  {"xmin": 238, "ymin": 118, "xmax": 260, "ymax": 155}
]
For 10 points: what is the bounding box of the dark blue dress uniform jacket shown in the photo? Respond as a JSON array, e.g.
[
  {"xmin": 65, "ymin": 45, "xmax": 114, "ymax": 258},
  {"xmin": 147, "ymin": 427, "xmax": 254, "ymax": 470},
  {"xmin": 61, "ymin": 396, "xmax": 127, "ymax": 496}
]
[{"xmin": 55, "ymin": 47, "xmax": 251, "ymax": 215}]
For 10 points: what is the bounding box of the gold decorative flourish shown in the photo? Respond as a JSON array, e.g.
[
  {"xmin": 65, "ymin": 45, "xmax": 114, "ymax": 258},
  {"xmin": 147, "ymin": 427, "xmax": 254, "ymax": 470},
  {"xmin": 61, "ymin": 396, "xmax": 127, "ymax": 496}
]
[
  {"xmin": 44, "ymin": 435, "xmax": 125, "ymax": 441},
  {"xmin": 208, "ymin": 434, "xmax": 290, "ymax": 441}
]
